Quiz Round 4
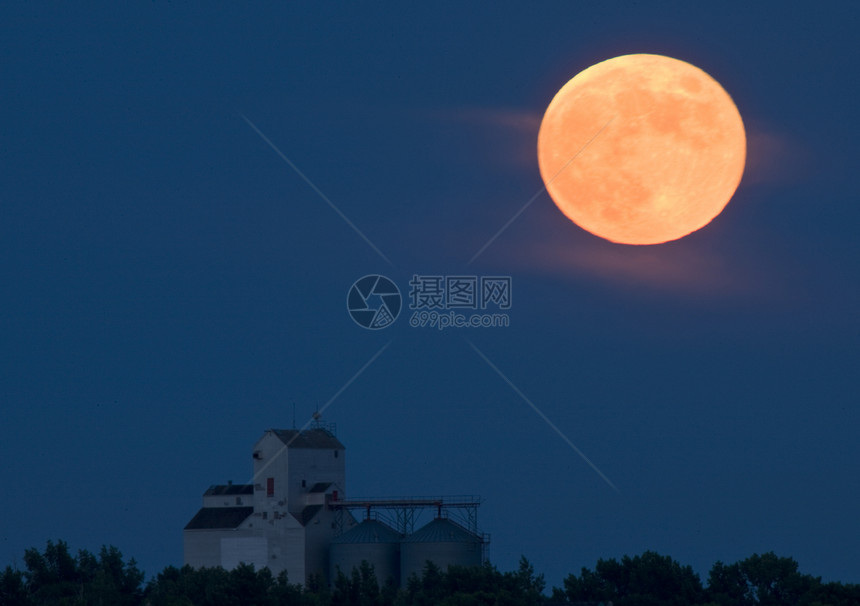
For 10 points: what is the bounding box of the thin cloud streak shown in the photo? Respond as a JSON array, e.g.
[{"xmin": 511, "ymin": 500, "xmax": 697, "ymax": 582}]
[
  {"xmin": 526, "ymin": 239, "xmax": 743, "ymax": 296},
  {"xmin": 425, "ymin": 107, "xmax": 542, "ymax": 170},
  {"xmin": 438, "ymin": 107, "xmax": 542, "ymax": 134}
]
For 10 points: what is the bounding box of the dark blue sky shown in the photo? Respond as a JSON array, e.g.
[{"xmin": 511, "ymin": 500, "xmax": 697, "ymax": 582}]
[{"xmin": 2, "ymin": 2, "xmax": 858, "ymax": 589}]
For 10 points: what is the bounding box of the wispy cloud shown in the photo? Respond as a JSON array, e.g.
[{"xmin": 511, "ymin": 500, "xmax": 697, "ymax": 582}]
[
  {"xmin": 433, "ymin": 107, "xmax": 808, "ymax": 187},
  {"xmin": 426, "ymin": 106, "xmax": 542, "ymax": 169},
  {"xmin": 481, "ymin": 203, "xmax": 776, "ymax": 299},
  {"xmin": 526, "ymin": 238, "xmax": 742, "ymax": 296},
  {"xmin": 743, "ymin": 125, "xmax": 811, "ymax": 187},
  {"xmin": 443, "ymin": 107, "xmax": 542, "ymax": 133}
]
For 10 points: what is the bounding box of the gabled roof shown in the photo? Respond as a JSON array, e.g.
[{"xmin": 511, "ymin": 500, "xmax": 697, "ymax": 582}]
[
  {"xmin": 309, "ymin": 482, "xmax": 332, "ymax": 493},
  {"xmin": 270, "ymin": 428, "xmax": 345, "ymax": 450},
  {"xmin": 203, "ymin": 484, "xmax": 253, "ymax": 496},
  {"xmin": 184, "ymin": 507, "xmax": 253, "ymax": 530}
]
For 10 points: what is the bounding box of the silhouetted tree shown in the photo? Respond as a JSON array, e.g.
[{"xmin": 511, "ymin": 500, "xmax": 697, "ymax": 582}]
[
  {"xmin": 396, "ymin": 558, "xmax": 547, "ymax": 606},
  {"xmin": 329, "ymin": 561, "xmax": 388, "ymax": 606},
  {"xmin": 8, "ymin": 540, "xmax": 860, "ymax": 606},
  {"xmin": 0, "ymin": 540, "xmax": 144, "ymax": 606},
  {"xmin": 0, "ymin": 565, "xmax": 30, "ymax": 606},
  {"xmin": 512, "ymin": 556, "xmax": 546, "ymax": 604},
  {"xmin": 559, "ymin": 551, "xmax": 705, "ymax": 606},
  {"xmin": 303, "ymin": 571, "xmax": 331, "ymax": 606},
  {"xmin": 270, "ymin": 570, "xmax": 306, "ymax": 605},
  {"xmin": 22, "ymin": 540, "xmax": 80, "ymax": 604},
  {"xmin": 706, "ymin": 552, "xmax": 820, "ymax": 606},
  {"xmin": 330, "ymin": 569, "xmax": 356, "ymax": 606},
  {"xmin": 707, "ymin": 560, "xmax": 752, "ymax": 606},
  {"xmin": 805, "ymin": 580, "xmax": 860, "ymax": 606}
]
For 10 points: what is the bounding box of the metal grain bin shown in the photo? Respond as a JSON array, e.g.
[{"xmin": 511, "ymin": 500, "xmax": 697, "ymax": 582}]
[
  {"xmin": 329, "ymin": 519, "xmax": 402, "ymax": 586},
  {"xmin": 400, "ymin": 518, "xmax": 483, "ymax": 587}
]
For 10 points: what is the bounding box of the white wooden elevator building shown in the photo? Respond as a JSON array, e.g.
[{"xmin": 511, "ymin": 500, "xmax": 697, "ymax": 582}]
[{"xmin": 183, "ymin": 428, "xmax": 356, "ymax": 583}]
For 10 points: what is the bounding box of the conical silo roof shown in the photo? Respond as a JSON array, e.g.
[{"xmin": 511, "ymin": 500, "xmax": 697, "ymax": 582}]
[
  {"xmin": 331, "ymin": 519, "xmax": 402, "ymax": 544},
  {"xmin": 402, "ymin": 518, "xmax": 481, "ymax": 543}
]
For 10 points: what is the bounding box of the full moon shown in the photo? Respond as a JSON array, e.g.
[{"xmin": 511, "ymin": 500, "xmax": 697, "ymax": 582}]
[{"xmin": 537, "ymin": 54, "xmax": 746, "ymax": 245}]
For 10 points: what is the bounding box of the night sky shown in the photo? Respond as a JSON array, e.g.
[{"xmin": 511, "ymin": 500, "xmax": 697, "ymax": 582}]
[{"xmin": 2, "ymin": 2, "xmax": 858, "ymax": 589}]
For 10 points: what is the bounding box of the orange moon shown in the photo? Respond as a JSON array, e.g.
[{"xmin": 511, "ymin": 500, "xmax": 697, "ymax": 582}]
[{"xmin": 537, "ymin": 54, "xmax": 746, "ymax": 245}]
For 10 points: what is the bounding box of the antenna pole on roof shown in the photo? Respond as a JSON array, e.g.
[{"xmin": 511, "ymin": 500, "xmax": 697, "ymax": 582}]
[{"xmin": 292, "ymin": 401, "xmax": 296, "ymax": 429}]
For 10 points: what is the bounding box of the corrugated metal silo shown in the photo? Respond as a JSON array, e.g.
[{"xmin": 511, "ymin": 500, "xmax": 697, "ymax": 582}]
[
  {"xmin": 400, "ymin": 518, "xmax": 483, "ymax": 587},
  {"xmin": 329, "ymin": 519, "xmax": 402, "ymax": 586}
]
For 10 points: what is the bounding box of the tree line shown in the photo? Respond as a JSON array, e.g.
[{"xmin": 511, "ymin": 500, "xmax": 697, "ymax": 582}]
[{"xmin": 1, "ymin": 540, "xmax": 858, "ymax": 606}]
